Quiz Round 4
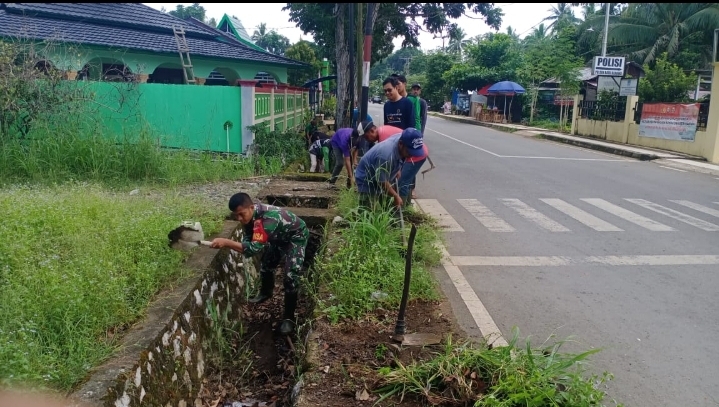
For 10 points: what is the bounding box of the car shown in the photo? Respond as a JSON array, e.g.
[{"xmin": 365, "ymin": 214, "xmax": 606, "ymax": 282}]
[{"xmin": 371, "ymin": 95, "xmax": 383, "ymax": 104}]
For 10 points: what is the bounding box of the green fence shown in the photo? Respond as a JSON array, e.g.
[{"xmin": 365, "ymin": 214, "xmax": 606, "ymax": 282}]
[
  {"xmin": 85, "ymin": 82, "xmax": 244, "ymax": 153},
  {"xmin": 252, "ymin": 91, "xmax": 308, "ymax": 134}
]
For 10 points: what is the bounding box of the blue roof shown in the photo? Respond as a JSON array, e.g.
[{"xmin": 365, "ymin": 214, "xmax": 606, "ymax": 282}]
[{"xmin": 0, "ymin": 3, "xmax": 305, "ymax": 67}]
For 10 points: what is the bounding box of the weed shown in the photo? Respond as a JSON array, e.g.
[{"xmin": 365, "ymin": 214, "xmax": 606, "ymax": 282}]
[
  {"xmin": 375, "ymin": 344, "xmax": 388, "ymax": 360},
  {"xmin": 0, "ymin": 183, "xmax": 225, "ymax": 390},
  {"xmin": 376, "ymin": 329, "xmax": 622, "ymax": 407},
  {"xmin": 315, "ymin": 190, "xmax": 441, "ymax": 323}
]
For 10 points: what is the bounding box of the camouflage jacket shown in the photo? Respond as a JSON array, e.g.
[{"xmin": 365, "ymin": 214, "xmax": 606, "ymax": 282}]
[{"xmin": 241, "ymin": 203, "xmax": 307, "ymax": 256}]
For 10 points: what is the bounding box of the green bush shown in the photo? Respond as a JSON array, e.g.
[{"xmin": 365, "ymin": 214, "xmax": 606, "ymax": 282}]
[
  {"xmin": 248, "ymin": 122, "xmax": 308, "ymax": 168},
  {"xmin": 0, "ymin": 183, "xmax": 225, "ymax": 390}
]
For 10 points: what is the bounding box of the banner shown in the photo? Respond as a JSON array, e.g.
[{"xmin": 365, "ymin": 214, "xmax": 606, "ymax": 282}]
[{"xmin": 638, "ymin": 103, "xmax": 701, "ymax": 141}]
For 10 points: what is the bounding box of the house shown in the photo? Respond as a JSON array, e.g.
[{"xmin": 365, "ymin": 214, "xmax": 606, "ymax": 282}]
[{"xmin": 0, "ymin": 3, "xmax": 310, "ymax": 153}]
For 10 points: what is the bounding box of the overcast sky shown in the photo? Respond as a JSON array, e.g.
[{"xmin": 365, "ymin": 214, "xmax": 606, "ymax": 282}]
[{"xmin": 144, "ymin": 3, "xmax": 577, "ymax": 51}]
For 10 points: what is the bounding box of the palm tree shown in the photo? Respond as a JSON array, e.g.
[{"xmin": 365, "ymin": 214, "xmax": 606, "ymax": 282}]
[
  {"xmin": 447, "ymin": 24, "xmax": 469, "ymax": 57},
  {"xmin": 525, "ymin": 23, "xmax": 549, "ymax": 44},
  {"xmin": 609, "ymin": 3, "xmax": 719, "ymax": 66},
  {"xmin": 506, "ymin": 26, "xmax": 520, "ymax": 41},
  {"xmin": 542, "ymin": 3, "xmax": 579, "ymax": 32},
  {"xmin": 581, "ymin": 3, "xmax": 597, "ymax": 20},
  {"xmin": 252, "ymin": 23, "xmax": 268, "ymax": 45}
]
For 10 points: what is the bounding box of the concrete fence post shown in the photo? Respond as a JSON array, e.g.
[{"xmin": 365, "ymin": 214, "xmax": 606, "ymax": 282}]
[
  {"xmin": 238, "ymin": 80, "xmax": 258, "ymax": 150},
  {"xmin": 270, "ymin": 86, "xmax": 276, "ymax": 131},
  {"xmin": 570, "ymin": 94, "xmax": 581, "ymax": 135},
  {"xmin": 703, "ymin": 62, "xmax": 719, "ymax": 163},
  {"xmin": 622, "ymin": 95, "xmax": 639, "ymax": 145}
]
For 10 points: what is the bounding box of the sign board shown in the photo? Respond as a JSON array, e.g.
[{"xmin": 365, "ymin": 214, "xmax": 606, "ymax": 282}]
[
  {"xmin": 638, "ymin": 103, "xmax": 700, "ymax": 141},
  {"xmin": 553, "ymin": 94, "xmax": 574, "ymax": 106},
  {"xmin": 593, "ymin": 56, "xmax": 625, "ymax": 76},
  {"xmin": 619, "ymin": 78, "xmax": 638, "ymax": 96},
  {"xmin": 597, "ymin": 76, "xmax": 621, "ymax": 93}
]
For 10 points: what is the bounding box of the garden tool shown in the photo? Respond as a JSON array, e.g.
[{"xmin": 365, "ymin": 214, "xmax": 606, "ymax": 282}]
[
  {"xmin": 168, "ymin": 221, "xmax": 214, "ymax": 250},
  {"xmin": 421, "ymin": 155, "xmax": 436, "ymax": 180}
]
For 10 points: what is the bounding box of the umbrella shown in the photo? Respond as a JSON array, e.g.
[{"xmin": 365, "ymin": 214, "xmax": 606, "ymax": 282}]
[{"xmin": 487, "ymin": 81, "xmax": 526, "ymax": 123}]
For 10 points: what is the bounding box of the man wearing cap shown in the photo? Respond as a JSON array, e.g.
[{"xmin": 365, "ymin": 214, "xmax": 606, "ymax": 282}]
[
  {"xmin": 411, "ymin": 83, "xmax": 428, "ymax": 135},
  {"xmin": 328, "ymin": 122, "xmax": 378, "ymax": 187},
  {"xmin": 354, "ymin": 128, "xmax": 425, "ymax": 210}
]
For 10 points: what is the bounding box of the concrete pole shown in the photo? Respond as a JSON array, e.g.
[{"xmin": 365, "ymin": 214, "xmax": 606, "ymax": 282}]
[
  {"xmin": 360, "ymin": 3, "xmax": 376, "ymax": 123},
  {"xmin": 601, "ymin": 2, "xmax": 610, "ymax": 56}
]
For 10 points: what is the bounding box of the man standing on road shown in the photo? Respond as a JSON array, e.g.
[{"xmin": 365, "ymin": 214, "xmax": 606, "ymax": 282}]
[
  {"xmin": 392, "ymin": 74, "xmax": 422, "ymax": 132},
  {"xmin": 210, "ymin": 193, "xmax": 309, "ymax": 336},
  {"xmin": 382, "ymin": 76, "xmax": 416, "ymax": 130},
  {"xmin": 411, "ymin": 83, "xmax": 428, "ymax": 135},
  {"xmin": 354, "ymin": 128, "xmax": 425, "ymax": 211}
]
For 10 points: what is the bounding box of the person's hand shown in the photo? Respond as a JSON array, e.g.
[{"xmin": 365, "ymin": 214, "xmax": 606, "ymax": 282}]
[
  {"xmin": 210, "ymin": 238, "xmax": 232, "ymax": 249},
  {"xmin": 394, "ymin": 195, "xmax": 403, "ymax": 207},
  {"xmin": 396, "ymin": 171, "xmax": 401, "ymax": 179}
]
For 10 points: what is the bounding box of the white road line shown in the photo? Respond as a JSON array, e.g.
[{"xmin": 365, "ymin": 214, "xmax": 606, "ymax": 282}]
[
  {"xmin": 414, "ymin": 199, "xmax": 465, "ymax": 232},
  {"xmin": 581, "ymin": 198, "xmax": 675, "ymax": 232},
  {"xmin": 425, "ymin": 128, "xmax": 635, "ymax": 162},
  {"xmin": 625, "ymin": 199, "xmax": 719, "ymax": 232},
  {"xmin": 451, "ymin": 255, "xmax": 719, "ymax": 267},
  {"xmin": 426, "ymin": 128, "xmax": 502, "ymax": 157},
  {"xmin": 659, "ymin": 165, "xmax": 687, "ymax": 172},
  {"xmin": 414, "ymin": 199, "xmax": 507, "ymax": 346},
  {"xmin": 457, "ymin": 199, "xmax": 515, "ymax": 232},
  {"xmin": 669, "ymin": 200, "xmax": 719, "ymax": 219},
  {"xmin": 439, "ymin": 246, "xmax": 508, "ymax": 347},
  {"xmin": 500, "ymin": 199, "xmax": 570, "ymax": 232},
  {"xmin": 539, "ymin": 198, "xmax": 623, "ymax": 231}
]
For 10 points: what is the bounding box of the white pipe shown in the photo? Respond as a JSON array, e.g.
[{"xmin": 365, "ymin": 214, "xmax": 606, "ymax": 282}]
[{"xmin": 226, "ymin": 127, "xmax": 230, "ymax": 153}]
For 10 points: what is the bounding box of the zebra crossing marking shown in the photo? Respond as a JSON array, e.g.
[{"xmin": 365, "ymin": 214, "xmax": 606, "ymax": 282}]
[
  {"xmin": 669, "ymin": 200, "xmax": 719, "ymax": 219},
  {"xmin": 625, "ymin": 199, "xmax": 719, "ymax": 232},
  {"xmin": 500, "ymin": 199, "xmax": 570, "ymax": 232},
  {"xmin": 414, "ymin": 199, "xmax": 465, "ymax": 232},
  {"xmin": 581, "ymin": 198, "xmax": 675, "ymax": 232},
  {"xmin": 539, "ymin": 198, "xmax": 623, "ymax": 232},
  {"xmin": 457, "ymin": 199, "xmax": 515, "ymax": 232}
]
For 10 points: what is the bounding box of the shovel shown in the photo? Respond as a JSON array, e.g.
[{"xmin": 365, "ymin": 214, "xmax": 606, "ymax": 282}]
[{"xmin": 168, "ymin": 221, "xmax": 215, "ymax": 249}]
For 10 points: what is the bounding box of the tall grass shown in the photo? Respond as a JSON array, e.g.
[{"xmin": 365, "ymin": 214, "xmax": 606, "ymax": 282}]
[
  {"xmin": 316, "ymin": 189, "xmax": 441, "ymax": 323},
  {"xmin": 0, "ymin": 129, "xmax": 283, "ymax": 188},
  {"xmin": 0, "ymin": 184, "xmax": 225, "ymax": 390}
]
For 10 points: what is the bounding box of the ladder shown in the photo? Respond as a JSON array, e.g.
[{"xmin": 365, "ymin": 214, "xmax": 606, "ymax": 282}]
[{"xmin": 172, "ymin": 25, "xmax": 196, "ymax": 84}]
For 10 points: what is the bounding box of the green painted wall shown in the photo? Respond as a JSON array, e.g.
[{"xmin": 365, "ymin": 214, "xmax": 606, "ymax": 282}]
[{"xmin": 85, "ymin": 82, "xmax": 244, "ymax": 153}]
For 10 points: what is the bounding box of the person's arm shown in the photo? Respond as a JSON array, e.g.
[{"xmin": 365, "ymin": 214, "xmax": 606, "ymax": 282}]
[
  {"xmin": 382, "ymin": 180, "xmax": 403, "ymax": 207},
  {"xmin": 383, "ymin": 103, "xmax": 389, "ymax": 125},
  {"xmin": 344, "ymin": 156, "xmax": 354, "ymax": 183},
  {"xmin": 406, "ymin": 99, "xmax": 417, "ymax": 130},
  {"xmin": 421, "ymin": 99, "xmax": 428, "ymax": 133},
  {"xmin": 351, "ymin": 147, "xmax": 359, "ymax": 168}
]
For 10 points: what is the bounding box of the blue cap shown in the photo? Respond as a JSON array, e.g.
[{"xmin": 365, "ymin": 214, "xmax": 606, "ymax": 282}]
[{"xmin": 399, "ymin": 128, "xmax": 425, "ymax": 157}]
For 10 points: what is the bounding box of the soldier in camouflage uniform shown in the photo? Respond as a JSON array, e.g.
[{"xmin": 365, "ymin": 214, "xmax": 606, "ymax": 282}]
[{"xmin": 210, "ymin": 192, "xmax": 309, "ymax": 335}]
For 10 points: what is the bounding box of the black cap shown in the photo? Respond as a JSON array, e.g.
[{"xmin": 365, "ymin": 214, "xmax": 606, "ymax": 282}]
[
  {"xmin": 411, "ymin": 83, "xmax": 421, "ymax": 89},
  {"xmin": 391, "ymin": 73, "xmax": 407, "ymax": 83}
]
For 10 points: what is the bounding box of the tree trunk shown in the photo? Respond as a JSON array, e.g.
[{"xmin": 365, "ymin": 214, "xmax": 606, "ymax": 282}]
[
  {"xmin": 334, "ymin": 3, "xmax": 351, "ymax": 128},
  {"xmin": 356, "ymin": 3, "xmax": 363, "ymax": 113}
]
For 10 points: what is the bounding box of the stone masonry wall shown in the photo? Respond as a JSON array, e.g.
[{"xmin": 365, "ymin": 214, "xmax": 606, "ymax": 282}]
[{"xmin": 82, "ymin": 223, "xmax": 259, "ymax": 407}]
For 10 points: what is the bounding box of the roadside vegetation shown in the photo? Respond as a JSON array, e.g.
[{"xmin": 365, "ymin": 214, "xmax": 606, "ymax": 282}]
[
  {"xmin": 0, "ymin": 39, "xmax": 308, "ymax": 391},
  {"xmin": 315, "ymin": 188, "xmax": 442, "ymax": 323}
]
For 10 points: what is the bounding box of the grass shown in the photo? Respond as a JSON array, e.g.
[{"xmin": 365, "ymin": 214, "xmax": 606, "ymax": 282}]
[
  {"xmin": 316, "ymin": 189, "xmax": 441, "ymax": 323},
  {"xmin": 0, "ymin": 129, "xmax": 283, "ymax": 188},
  {"xmin": 0, "ymin": 183, "xmax": 228, "ymax": 390},
  {"xmin": 376, "ymin": 329, "xmax": 622, "ymax": 407}
]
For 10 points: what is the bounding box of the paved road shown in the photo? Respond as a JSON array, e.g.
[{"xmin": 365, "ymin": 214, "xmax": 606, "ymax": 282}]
[{"xmin": 367, "ymin": 103, "xmax": 719, "ymax": 406}]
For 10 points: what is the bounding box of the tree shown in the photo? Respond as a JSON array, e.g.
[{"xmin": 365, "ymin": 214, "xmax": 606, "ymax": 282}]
[
  {"xmin": 285, "ymin": 40, "xmax": 322, "ymax": 86},
  {"xmin": 607, "ymin": 3, "xmax": 719, "ymax": 67},
  {"xmin": 167, "ymin": 3, "xmax": 217, "ymax": 28},
  {"xmin": 444, "ymin": 32, "xmax": 522, "ymax": 92},
  {"xmin": 447, "ymin": 24, "xmax": 469, "ymax": 57},
  {"xmin": 424, "ymin": 51, "xmax": 457, "ymax": 110},
  {"xmin": 370, "ymin": 47, "xmax": 424, "ymax": 80},
  {"xmin": 252, "ymin": 23, "xmax": 291, "ymax": 55},
  {"xmin": 542, "ymin": 3, "xmax": 578, "ymax": 32},
  {"xmin": 283, "ymin": 3, "xmax": 503, "ymax": 127},
  {"xmin": 638, "ymin": 52, "xmax": 697, "ymax": 103}
]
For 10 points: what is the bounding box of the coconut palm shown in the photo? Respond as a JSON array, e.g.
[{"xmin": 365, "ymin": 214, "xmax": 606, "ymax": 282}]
[
  {"xmin": 542, "ymin": 3, "xmax": 579, "ymax": 32},
  {"xmin": 524, "ymin": 23, "xmax": 549, "ymax": 45},
  {"xmin": 447, "ymin": 24, "xmax": 470, "ymax": 56},
  {"xmin": 506, "ymin": 26, "xmax": 520, "ymax": 41},
  {"xmin": 251, "ymin": 23, "xmax": 268, "ymax": 45},
  {"xmin": 608, "ymin": 3, "xmax": 719, "ymax": 66}
]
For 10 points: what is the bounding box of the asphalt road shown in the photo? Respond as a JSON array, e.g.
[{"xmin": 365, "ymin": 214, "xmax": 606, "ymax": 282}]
[{"xmin": 367, "ymin": 103, "xmax": 719, "ymax": 407}]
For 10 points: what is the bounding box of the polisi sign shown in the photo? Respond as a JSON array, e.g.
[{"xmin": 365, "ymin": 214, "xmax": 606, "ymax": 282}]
[{"xmin": 593, "ymin": 56, "xmax": 625, "ymax": 76}]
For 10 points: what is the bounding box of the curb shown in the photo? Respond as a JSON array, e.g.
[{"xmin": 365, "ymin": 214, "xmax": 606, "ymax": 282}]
[
  {"xmin": 428, "ymin": 112, "xmax": 517, "ymax": 133},
  {"xmin": 538, "ymin": 133, "xmax": 658, "ymax": 161}
]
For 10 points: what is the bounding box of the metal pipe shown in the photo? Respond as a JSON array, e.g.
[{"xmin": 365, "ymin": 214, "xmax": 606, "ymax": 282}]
[
  {"xmin": 601, "ymin": 2, "xmax": 610, "ymax": 57},
  {"xmin": 360, "ymin": 3, "xmax": 375, "ymax": 123},
  {"xmin": 394, "ymin": 224, "xmax": 417, "ymax": 336}
]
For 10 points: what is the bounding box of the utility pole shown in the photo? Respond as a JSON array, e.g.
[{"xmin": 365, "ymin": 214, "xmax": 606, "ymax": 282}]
[
  {"xmin": 356, "ymin": 3, "xmax": 363, "ymax": 116},
  {"xmin": 400, "ymin": 56, "xmax": 413, "ymax": 75},
  {"xmin": 360, "ymin": 3, "xmax": 376, "ymax": 124},
  {"xmin": 601, "ymin": 2, "xmax": 610, "ymax": 56}
]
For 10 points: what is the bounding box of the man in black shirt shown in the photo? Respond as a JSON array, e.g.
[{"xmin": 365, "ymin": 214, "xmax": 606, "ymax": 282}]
[{"xmin": 382, "ymin": 76, "xmax": 416, "ymax": 130}]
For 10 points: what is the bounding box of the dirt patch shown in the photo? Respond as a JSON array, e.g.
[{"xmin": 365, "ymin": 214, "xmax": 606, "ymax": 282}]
[
  {"xmin": 299, "ymin": 299, "xmax": 462, "ymax": 407},
  {"xmin": 197, "ymin": 231, "xmax": 323, "ymax": 407}
]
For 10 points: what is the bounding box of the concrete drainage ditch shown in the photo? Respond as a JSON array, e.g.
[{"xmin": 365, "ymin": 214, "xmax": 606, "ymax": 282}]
[{"xmin": 69, "ymin": 175, "xmax": 338, "ymax": 407}]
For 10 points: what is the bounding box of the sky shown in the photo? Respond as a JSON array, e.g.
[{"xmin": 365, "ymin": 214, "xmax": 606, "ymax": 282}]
[{"xmin": 144, "ymin": 3, "xmax": 578, "ymax": 51}]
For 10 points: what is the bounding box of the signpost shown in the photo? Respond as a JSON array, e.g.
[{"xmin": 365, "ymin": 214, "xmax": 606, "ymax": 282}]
[
  {"xmin": 638, "ymin": 103, "xmax": 701, "ymax": 141},
  {"xmin": 619, "ymin": 78, "xmax": 638, "ymax": 97},
  {"xmin": 597, "ymin": 76, "xmax": 621, "ymax": 93},
  {"xmin": 593, "ymin": 56, "xmax": 625, "ymax": 77}
]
